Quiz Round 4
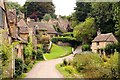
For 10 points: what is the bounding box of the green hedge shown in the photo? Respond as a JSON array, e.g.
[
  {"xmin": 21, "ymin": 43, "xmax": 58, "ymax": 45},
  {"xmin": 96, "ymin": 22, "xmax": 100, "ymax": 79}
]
[
  {"xmin": 51, "ymin": 37, "xmax": 81, "ymax": 47},
  {"xmin": 82, "ymin": 44, "xmax": 91, "ymax": 51}
]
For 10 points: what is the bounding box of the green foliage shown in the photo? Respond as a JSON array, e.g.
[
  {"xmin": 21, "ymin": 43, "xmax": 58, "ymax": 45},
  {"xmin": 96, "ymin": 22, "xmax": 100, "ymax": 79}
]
[
  {"xmin": 90, "ymin": 2, "xmax": 115, "ymax": 33},
  {"xmin": 63, "ymin": 32, "xmax": 73, "ymax": 37},
  {"xmin": 70, "ymin": 52, "xmax": 119, "ymax": 78},
  {"xmin": 73, "ymin": 2, "xmax": 92, "ymax": 22},
  {"xmin": 82, "ymin": 44, "xmax": 91, "ymax": 51},
  {"xmin": 64, "ymin": 66, "xmax": 76, "ymax": 74},
  {"xmin": 43, "ymin": 14, "xmax": 52, "ymax": 21},
  {"xmin": 36, "ymin": 49, "xmax": 44, "ymax": 60},
  {"xmin": 51, "ymin": 37, "xmax": 80, "ymax": 47},
  {"xmin": 73, "ymin": 17, "xmax": 96, "ymax": 44},
  {"xmin": 51, "ymin": 37, "xmax": 76, "ymax": 43},
  {"xmin": 14, "ymin": 58, "xmax": 23, "ymax": 78},
  {"xmin": 32, "ymin": 50, "xmax": 37, "ymax": 60},
  {"xmin": 23, "ymin": 37, "xmax": 33, "ymax": 61},
  {"xmin": 1, "ymin": 52, "xmax": 8, "ymax": 66},
  {"xmin": 113, "ymin": 2, "xmax": 120, "ymax": 42},
  {"xmin": 23, "ymin": 64, "xmax": 28, "ymax": 73},
  {"xmin": 6, "ymin": 2, "xmax": 22, "ymax": 15},
  {"xmin": 23, "ymin": 1, "xmax": 55, "ymax": 20},
  {"xmin": 104, "ymin": 43, "xmax": 120, "ymax": 55},
  {"xmin": 72, "ymin": 53, "xmax": 103, "ymax": 73},
  {"xmin": 56, "ymin": 64, "xmax": 79, "ymax": 78}
]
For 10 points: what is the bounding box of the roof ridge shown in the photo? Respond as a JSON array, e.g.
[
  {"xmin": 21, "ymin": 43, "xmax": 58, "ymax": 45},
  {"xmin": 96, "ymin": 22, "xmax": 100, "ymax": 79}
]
[{"xmin": 105, "ymin": 33, "xmax": 112, "ymax": 41}]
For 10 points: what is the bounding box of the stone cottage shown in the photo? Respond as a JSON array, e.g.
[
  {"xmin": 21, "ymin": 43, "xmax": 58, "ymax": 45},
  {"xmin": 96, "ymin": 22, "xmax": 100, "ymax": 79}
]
[
  {"xmin": 91, "ymin": 29, "xmax": 118, "ymax": 53},
  {"xmin": 28, "ymin": 22, "xmax": 58, "ymax": 39}
]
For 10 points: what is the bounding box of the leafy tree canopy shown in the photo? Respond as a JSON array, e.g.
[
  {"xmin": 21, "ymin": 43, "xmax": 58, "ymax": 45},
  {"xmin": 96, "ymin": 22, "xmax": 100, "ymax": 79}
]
[
  {"xmin": 90, "ymin": 2, "xmax": 115, "ymax": 33},
  {"xmin": 22, "ymin": 0, "xmax": 55, "ymax": 20},
  {"xmin": 73, "ymin": 17, "xmax": 96, "ymax": 44}
]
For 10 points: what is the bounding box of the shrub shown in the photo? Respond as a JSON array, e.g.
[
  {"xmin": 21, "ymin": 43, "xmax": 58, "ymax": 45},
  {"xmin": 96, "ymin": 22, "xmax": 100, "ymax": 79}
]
[
  {"xmin": 104, "ymin": 43, "xmax": 120, "ymax": 55},
  {"xmin": 1, "ymin": 52, "xmax": 8, "ymax": 66},
  {"xmin": 36, "ymin": 49, "xmax": 44, "ymax": 60},
  {"xmin": 103, "ymin": 52, "xmax": 119, "ymax": 78},
  {"xmin": 64, "ymin": 66, "xmax": 76, "ymax": 74},
  {"xmin": 32, "ymin": 50, "xmax": 37, "ymax": 60},
  {"xmin": 14, "ymin": 58, "xmax": 23, "ymax": 78},
  {"xmin": 23, "ymin": 64, "xmax": 28, "ymax": 73},
  {"xmin": 72, "ymin": 53, "xmax": 103, "ymax": 73},
  {"xmin": 71, "ymin": 52, "xmax": 119, "ymax": 78},
  {"xmin": 82, "ymin": 44, "xmax": 91, "ymax": 51}
]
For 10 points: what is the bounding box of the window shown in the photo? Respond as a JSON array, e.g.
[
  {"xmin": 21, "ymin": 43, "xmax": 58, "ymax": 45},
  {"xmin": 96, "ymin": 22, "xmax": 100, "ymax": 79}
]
[
  {"xmin": 97, "ymin": 42, "xmax": 99, "ymax": 46},
  {"xmin": 0, "ymin": 7, "xmax": 5, "ymax": 28}
]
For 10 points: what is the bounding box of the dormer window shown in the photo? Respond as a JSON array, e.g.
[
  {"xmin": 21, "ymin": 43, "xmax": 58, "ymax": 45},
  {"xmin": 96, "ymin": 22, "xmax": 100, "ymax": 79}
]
[{"xmin": 0, "ymin": 7, "xmax": 5, "ymax": 28}]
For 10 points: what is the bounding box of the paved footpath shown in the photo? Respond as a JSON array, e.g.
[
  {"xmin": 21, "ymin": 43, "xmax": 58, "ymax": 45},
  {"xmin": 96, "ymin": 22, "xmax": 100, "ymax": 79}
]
[{"xmin": 26, "ymin": 54, "xmax": 73, "ymax": 78}]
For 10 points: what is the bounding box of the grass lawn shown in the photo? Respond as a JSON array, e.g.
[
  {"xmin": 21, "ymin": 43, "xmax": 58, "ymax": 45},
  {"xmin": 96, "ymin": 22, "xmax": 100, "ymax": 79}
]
[{"xmin": 43, "ymin": 44, "xmax": 72, "ymax": 60}]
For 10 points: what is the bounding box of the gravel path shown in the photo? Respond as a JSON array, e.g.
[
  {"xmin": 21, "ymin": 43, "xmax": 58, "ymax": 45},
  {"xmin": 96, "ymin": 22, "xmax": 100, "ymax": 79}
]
[{"xmin": 26, "ymin": 54, "xmax": 74, "ymax": 78}]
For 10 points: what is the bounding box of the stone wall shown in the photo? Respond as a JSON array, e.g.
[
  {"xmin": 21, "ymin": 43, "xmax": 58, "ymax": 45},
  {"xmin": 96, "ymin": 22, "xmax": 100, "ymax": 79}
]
[{"xmin": 57, "ymin": 41, "xmax": 71, "ymax": 46}]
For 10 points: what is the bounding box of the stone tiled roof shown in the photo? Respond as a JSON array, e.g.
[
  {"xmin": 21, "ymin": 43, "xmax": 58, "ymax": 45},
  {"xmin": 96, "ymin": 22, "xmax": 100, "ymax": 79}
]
[
  {"xmin": 17, "ymin": 19, "xmax": 28, "ymax": 27},
  {"xmin": 28, "ymin": 22, "xmax": 57, "ymax": 34},
  {"xmin": 17, "ymin": 19, "xmax": 29, "ymax": 34},
  {"xmin": 57, "ymin": 17, "xmax": 71, "ymax": 33},
  {"xmin": 19, "ymin": 27, "xmax": 29, "ymax": 34},
  {"xmin": 7, "ymin": 9, "xmax": 16, "ymax": 22},
  {"xmin": 92, "ymin": 33, "xmax": 118, "ymax": 42}
]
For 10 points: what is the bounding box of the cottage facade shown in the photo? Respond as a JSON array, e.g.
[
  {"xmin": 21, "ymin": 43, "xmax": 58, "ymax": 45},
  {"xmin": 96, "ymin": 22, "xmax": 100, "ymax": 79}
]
[
  {"xmin": 91, "ymin": 33, "xmax": 118, "ymax": 53},
  {"xmin": 28, "ymin": 22, "xmax": 58, "ymax": 38}
]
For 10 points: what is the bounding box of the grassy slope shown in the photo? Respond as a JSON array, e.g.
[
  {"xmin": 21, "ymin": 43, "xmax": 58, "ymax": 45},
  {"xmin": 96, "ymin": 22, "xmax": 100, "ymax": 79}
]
[{"xmin": 43, "ymin": 44, "xmax": 72, "ymax": 60}]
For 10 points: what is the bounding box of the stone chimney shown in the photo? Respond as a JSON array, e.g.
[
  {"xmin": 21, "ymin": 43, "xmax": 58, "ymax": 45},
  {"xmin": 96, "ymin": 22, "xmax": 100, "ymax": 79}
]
[{"xmin": 97, "ymin": 28, "xmax": 101, "ymax": 36}]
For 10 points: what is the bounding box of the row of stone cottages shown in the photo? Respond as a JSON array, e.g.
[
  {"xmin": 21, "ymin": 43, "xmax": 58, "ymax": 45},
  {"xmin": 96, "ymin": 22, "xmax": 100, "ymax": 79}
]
[
  {"xmin": 1, "ymin": 0, "xmax": 118, "ymax": 61},
  {"xmin": 0, "ymin": 2, "xmax": 72, "ymax": 62}
]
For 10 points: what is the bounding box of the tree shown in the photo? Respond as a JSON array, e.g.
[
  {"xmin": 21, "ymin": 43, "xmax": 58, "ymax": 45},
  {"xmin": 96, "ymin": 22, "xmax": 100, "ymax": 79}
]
[
  {"xmin": 73, "ymin": 17, "xmax": 96, "ymax": 44},
  {"xmin": 6, "ymin": 2, "xmax": 22, "ymax": 15},
  {"xmin": 90, "ymin": 2, "xmax": 115, "ymax": 33},
  {"xmin": 43, "ymin": 14, "xmax": 52, "ymax": 21},
  {"xmin": 73, "ymin": 2, "xmax": 92, "ymax": 22},
  {"xmin": 113, "ymin": 2, "xmax": 120, "ymax": 42},
  {"xmin": 22, "ymin": 1, "xmax": 55, "ymax": 20}
]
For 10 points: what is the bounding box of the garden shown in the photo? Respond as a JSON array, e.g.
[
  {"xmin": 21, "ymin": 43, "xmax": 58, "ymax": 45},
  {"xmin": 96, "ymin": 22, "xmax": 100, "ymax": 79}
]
[{"xmin": 56, "ymin": 52, "xmax": 119, "ymax": 78}]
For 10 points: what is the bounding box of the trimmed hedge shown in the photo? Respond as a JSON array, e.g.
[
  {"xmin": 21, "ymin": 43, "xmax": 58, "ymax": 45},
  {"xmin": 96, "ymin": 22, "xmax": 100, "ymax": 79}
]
[{"xmin": 51, "ymin": 37, "xmax": 81, "ymax": 47}]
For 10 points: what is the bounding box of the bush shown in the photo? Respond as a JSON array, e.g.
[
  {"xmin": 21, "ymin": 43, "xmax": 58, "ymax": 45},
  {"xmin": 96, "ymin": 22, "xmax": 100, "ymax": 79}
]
[
  {"xmin": 14, "ymin": 58, "xmax": 23, "ymax": 78},
  {"xmin": 72, "ymin": 53, "xmax": 103, "ymax": 74},
  {"xmin": 36, "ymin": 49, "xmax": 44, "ymax": 60},
  {"xmin": 103, "ymin": 52, "xmax": 119, "ymax": 78},
  {"xmin": 64, "ymin": 66, "xmax": 76, "ymax": 74},
  {"xmin": 104, "ymin": 43, "xmax": 120, "ymax": 55},
  {"xmin": 82, "ymin": 44, "xmax": 91, "ymax": 51},
  {"xmin": 32, "ymin": 50, "xmax": 37, "ymax": 60},
  {"xmin": 71, "ymin": 52, "xmax": 119, "ymax": 78},
  {"xmin": 23, "ymin": 64, "xmax": 28, "ymax": 73},
  {"xmin": 1, "ymin": 52, "xmax": 8, "ymax": 66}
]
